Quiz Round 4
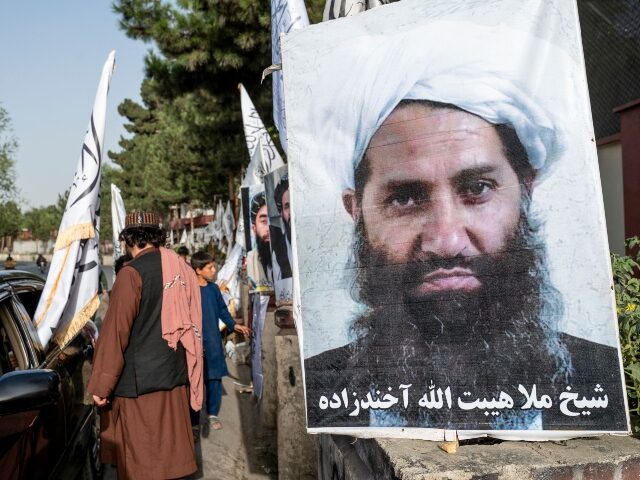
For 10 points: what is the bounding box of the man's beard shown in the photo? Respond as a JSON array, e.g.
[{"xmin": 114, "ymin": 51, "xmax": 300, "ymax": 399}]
[
  {"xmin": 283, "ymin": 217, "xmax": 291, "ymax": 242},
  {"xmin": 348, "ymin": 198, "xmax": 572, "ymax": 397},
  {"xmin": 256, "ymin": 235, "xmax": 272, "ymax": 275}
]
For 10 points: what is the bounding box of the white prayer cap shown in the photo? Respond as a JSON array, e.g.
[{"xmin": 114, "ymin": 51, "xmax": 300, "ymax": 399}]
[{"xmin": 284, "ymin": 11, "xmax": 582, "ymax": 192}]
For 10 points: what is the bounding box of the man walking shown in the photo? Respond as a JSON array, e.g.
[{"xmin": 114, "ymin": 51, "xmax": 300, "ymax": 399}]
[{"xmin": 88, "ymin": 211, "xmax": 202, "ymax": 479}]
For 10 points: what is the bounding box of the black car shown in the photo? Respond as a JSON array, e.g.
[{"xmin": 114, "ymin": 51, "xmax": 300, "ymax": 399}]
[{"xmin": 0, "ymin": 270, "xmax": 101, "ymax": 479}]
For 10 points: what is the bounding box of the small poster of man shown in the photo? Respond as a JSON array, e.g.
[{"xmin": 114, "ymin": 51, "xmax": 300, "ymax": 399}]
[
  {"xmin": 282, "ymin": 0, "xmax": 629, "ymax": 439},
  {"xmin": 264, "ymin": 165, "xmax": 293, "ymax": 304},
  {"xmin": 241, "ymin": 184, "xmax": 273, "ymax": 292}
]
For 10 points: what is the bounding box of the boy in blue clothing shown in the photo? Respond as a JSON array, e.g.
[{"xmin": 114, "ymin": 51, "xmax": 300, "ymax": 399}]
[{"xmin": 191, "ymin": 252, "xmax": 250, "ymax": 429}]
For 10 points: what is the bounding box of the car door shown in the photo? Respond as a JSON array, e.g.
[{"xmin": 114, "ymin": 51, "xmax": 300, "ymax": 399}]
[
  {"xmin": 0, "ymin": 287, "xmax": 63, "ymax": 480},
  {"xmin": 9, "ymin": 281, "xmax": 99, "ymax": 480}
]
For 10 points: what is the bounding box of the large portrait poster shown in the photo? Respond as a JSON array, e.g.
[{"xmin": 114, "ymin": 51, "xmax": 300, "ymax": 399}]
[
  {"xmin": 265, "ymin": 165, "xmax": 294, "ymax": 304},
  {"xmin": 282, "ymin": 0, "xmax": 630, "ymax": 440}
]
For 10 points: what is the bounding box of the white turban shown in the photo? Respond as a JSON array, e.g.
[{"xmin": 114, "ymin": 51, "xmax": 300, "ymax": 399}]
[{"xmin": 283, "ymin": 8, "xmax": 583, "ymax": 192}]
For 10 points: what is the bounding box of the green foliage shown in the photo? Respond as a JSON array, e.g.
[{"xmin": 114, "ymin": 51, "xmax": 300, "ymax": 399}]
[
  {"xmin": 0, "ymin": 105, "xmax": 23, "ymax": 240},
  {"xmin": 22, "ymin": 206, "xmax": 59, "ymax": 241},
  {"xmin": 110, "ymin": 0, "xmax": 272, "ymax": 210},
  {"xmin": 0, "ymin": 104, "xmax": 19, "ymax": 204},
  {"xmin": 20, "ymin": 190, "xmax": 68, "ymax": 243},
  {"xmin": 109, "ymin": 0, "xmax": 326, "ymax": 213},
  {"xmin": 0, "ymin": 201, "xmax": 22, "ymax": 238},
  {"xmin": 611, "ymin": 237, "xmax": 640, "ymax": 433}
]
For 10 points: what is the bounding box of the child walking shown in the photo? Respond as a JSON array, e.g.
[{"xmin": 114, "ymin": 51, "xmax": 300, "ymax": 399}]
[{"xmin": 191, "ymin": 252, "xmax": 250, "ymax": 429}]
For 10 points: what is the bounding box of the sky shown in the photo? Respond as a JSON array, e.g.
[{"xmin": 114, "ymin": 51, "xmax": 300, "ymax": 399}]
[{"xmin": 0, "ymin": 1, "xmax": 149, "ymax": 209}]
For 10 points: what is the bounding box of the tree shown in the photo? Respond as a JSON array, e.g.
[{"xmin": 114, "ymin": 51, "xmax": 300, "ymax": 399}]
[
  {"xmin": 0, "ymin": 104, "xmax": 21, "ymax": 250},
  {"xmin": 0, "ymin": 201, "xmax": 22, "ymax": 250},
  {"xmin": 110, "ymin": 0, "xmax": 325, "ymax": 212},
  {"xmin": 0, "ymin": 104, "xmax": 18, "ymax": 204},
  {"xmin": 23, "ymin": 206, "xmax": 58, "ymax": 242}
]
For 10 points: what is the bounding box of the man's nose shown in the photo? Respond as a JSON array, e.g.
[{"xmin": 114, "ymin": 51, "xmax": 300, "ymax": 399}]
[{"xmin": 420, "ymin": 196, "xmax": 471, "ymax": 258}]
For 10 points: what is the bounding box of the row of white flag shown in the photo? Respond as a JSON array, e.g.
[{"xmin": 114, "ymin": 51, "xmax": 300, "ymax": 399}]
[{"xmin": 33, "ymin": 0, "xmax": 383, "ymax": 351}]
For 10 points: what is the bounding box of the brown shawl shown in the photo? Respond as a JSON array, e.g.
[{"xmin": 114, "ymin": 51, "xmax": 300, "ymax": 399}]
[{"xmin": 159, "ymin": 247, "xmax": 203, "ymax": 410}]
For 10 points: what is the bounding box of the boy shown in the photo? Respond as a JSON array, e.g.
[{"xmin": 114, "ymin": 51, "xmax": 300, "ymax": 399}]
[{"xmin": 191, "ymin": 251, "xmax": 250, "ymax": 429}]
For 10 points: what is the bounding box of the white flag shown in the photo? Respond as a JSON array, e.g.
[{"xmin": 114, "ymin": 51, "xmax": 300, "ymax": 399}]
[
  {"xmin": 214, "ymin": 200, "xmax": 225, "ymax": 248},
  {"xmin": 239, "ymin": 84, "xmax": 284, "ymax": 174},
  {"xmin": 111, "ymin": 183, "xmax": 126, "ymax": 275},
  {"xmin": 217, "ymin": 242, "xmax": 244, "ymax": 317},
  {"xmin": 234, "ymin": 204, "xmax": 246, "ymax": 250},
  {"xmin": 222, "ymin": 200, "xmax": 236, "ymax": 244},
  {"xmin": 241, "ymin": 138, "xmax": 265, "ymax": 187},
  {"xmin": 323, "ymin": 0, "xmax": 393, "ymax": 20},
  {"xmin": 34, "ymin": 51, "xmax": 116, "ymax": 349},
  {"xmin": 271, "ymin": 0, "xmax": 309, "ymax": 153}
]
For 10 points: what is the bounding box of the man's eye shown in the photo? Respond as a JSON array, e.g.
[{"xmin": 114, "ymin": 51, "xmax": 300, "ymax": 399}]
[
  {"xmin": 462, "ymin": 180, "xmax": 494, "ymax": 197},
  {"xmin": 386, "ymin": 186, "xmax": 426, "ymax": 208}
]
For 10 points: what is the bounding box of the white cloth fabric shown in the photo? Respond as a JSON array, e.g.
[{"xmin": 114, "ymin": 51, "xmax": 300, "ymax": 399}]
[
  {"xmin": 271, "ymin": 0, "xmax": 310, "ymax": 153},
  {"xmin": 283, "ymin": 12, "xmax": 578, "ymax": 192},
  {"xmin": 240, "ymin": 84, "xmax": 284, "ymax": 179},
  {"xmin": 110, "ymin": 183, "xmax": 126, "ymax": 274},
  {"xmin": 222, "ymin": 200, "xmax": 236, "ymax": 246},
  {"xmin": 34, "ymin": 51, "xmax": 116, "ymax": 348}
]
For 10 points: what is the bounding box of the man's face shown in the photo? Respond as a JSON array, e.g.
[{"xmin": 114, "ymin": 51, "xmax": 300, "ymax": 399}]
[
  {"xmin": 345, "ymin": 104, "xmax": 524, "ymax": 302},
  {"xmin": 253, "ymin": 204, "xmax": 270, "ymax": 244},
  {"xmin": 281, "ymin": 190, "xmax": 291, "ymax": 224}
]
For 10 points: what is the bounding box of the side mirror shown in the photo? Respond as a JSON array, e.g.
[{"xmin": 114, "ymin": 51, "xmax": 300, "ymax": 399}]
[{"xmin": 0, "ymin": 369, "xmax": 60, "ymax": 416}]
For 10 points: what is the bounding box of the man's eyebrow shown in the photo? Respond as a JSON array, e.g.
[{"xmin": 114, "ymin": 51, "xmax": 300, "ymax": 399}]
[
  {"xmin": 453, "ymin": 165, "xmax": 498, "ymax": 181},
  {"xmin": 381, "ymin": 179, "xmax": 429, "ymax": 191}
]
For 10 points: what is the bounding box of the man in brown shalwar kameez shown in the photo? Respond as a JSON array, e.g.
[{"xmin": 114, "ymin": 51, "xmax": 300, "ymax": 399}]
[{"xmin": 88, "ymin": 211, "xmax": 200, "ymax": 480}]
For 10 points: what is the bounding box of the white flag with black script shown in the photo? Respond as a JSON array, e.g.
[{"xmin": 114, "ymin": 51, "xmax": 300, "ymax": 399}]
[
  {"xmin": 34, "ymin": 51, "xmax": 116, "ymax": 349},
  {"xmin": 111, "ymin": 183, "xmax": 126, "ymax": 275},
  {"xmin": 239, "ymin": 83, "xmax": 284, "ymax": 174},
  {"xmin": 323, "ymin": 0, "xmax": 395, "ymax": 21}
]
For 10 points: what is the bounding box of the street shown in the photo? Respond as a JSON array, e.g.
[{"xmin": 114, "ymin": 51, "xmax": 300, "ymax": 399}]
[
  {"xmin": 103, "ymin": 362, "xmax": 277, "ymax": 480},
  {"xmin": 4, "ymin": 262, "xmax": 275, "ymax": 479}
]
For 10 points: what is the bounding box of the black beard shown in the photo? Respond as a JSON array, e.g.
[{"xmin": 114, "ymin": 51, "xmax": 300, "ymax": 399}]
[
  {"xmin": 283, "ymin": 217, "xmax": 291, "ymax": 242},
  {"xmin": 256, "ymin": 236, "xmax": 272, "ymax": 274},
  {"xmin": 348, "ymin": 201, "xmax": 572, "ymax": 405}
]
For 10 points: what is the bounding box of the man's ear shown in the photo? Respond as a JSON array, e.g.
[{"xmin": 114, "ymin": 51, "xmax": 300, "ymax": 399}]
[{"xmin": 342, "ymin": 189, "xmax": 360, "ymax": 222}]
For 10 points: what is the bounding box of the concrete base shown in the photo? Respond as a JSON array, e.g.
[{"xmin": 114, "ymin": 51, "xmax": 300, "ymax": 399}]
[
  {"xmin": 259, "ymin": 308, "xmax": 278, "ymax": 430},
  {"xmin": 275, "ymin": 329, "xmax": 317, "ymax": 479},
  {"xmin": 318, "ymin": 434, "xmax": 640, "ymax": 479}
]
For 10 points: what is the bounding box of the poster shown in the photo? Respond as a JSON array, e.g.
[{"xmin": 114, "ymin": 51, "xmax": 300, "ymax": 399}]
[
  {"xmin": 241, "ymin": 183, "xmax": 273, "ymax": 291},
  {"xmin": 265, "ymin": 165, "xmax": 294, "ymax": 304},
  {"xmin": 282, "ymin": 0, "xmax": 629, "ymax": 439},
  {"xmin": 251, "ymin": 293, "xmax": 270, "ymax": 400}
]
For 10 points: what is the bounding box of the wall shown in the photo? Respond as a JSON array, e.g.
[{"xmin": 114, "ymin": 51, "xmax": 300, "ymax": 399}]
[
  {"xmin": 317, "ymin": 434, "xmax": 640, "ymax": 479},
  {"xmin": 597, "ymin": 140, "xmax": 625, "ymax": 255}
]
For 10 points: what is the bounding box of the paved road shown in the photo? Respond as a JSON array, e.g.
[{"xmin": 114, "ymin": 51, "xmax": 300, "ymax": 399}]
[
  {"xmin": 3, "ymin": 260, "xmax": 47, "ymax": 278},
  {"xmin": 7, "ymin": 261, "xmax": 274, "ymax": 478},
  {"xmin": 103, "ymin": 361, "xmax": 277, "ymax": 480},
  {"xmin": 3, "ymin": 261, "xmax": 114, "ymax": 288},
  {"xmin": 189, "ymin": 362, "xmax": 277, "ymax": 479}
]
